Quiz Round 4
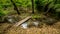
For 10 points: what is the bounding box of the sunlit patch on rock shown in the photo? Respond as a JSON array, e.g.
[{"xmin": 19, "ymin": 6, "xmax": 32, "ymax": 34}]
[
  {"xmin": 33, "ymin": 21, "xmax": 39, "ymax": 27},
  {"xmin": 21, "ymin": 22, "xmax": 28, "ymax": 29}
]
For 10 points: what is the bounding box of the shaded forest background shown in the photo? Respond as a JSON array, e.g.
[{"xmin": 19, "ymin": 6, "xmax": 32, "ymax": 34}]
[{"xmin": 0, "ymin": 0, "xmax": 60, "ymax": 20}]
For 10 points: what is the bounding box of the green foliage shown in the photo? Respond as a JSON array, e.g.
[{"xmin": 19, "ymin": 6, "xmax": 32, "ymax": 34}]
[
  {"xmin": 35, "ymin": 0, "xmax": 54, "ymax": 11},
  {"xmin": 35, "ymin": 0, "xmax": 60, "ymax": 19},
  {"xmin": 0, "ymin": 9, "xmax": 9, "ymax": 22},
  {"xmin": 0, "ymin": 0, "xmax": 60, "ymax": 19},
  {"xmin": 32, "ymin": 14, "xmax": 45, "ymax": 19},
  {"xmin": 35, "ymin": 0, "xmax": 60, "ymax": 12},
  {"xmin": 14, "ymin": 0, "xmax": 32, "ymax": 8},
  {"xmin": 0, "ymin": 0, "xmax": 11, "ymax": 17},
  {"xmin": 32, "ymin": 15, "xmax": 41, "ymax": 19},
  {"xmin": 0, "ymin": 10, "xmax": 9, "ymax": 16},
  {"xmin": 0, "ymin": 0, "xmax": 11, "ymax": 9},
  {"xmin": 0, "ymin": 0, "xmax": 32, "ymax": 8},
  {"xmin": 0, "ymin": 10, "xmax": 5, "ymax": 16}
]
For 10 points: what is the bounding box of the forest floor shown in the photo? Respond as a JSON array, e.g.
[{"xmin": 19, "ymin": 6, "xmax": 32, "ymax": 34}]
[
  {"xmin": 0, "ymin": 13, "xmax": 60, "ymax": 34},
  {"xmin": 0, "ymin": 7, "xmax": 60, "ymax": 34},
  {"xmin": 0, "ymin": 21, "xmax": 60, "ymax": 34}
]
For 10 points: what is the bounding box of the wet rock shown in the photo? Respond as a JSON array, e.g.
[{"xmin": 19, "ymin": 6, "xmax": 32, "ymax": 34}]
[
  {"xmin": 33, "ymin": 21, "xmax": 39, "ymax": 27},
  {"xmin": 21, "ymin": 22, "xmax": 28, "ymax": 29},
  {"xmin": 42, "ymin": 17, "xmax": 57, "ymax": 25},
  {"xmin": 4, "ymin": 15, "xmax": 21, "ymax": 23}
]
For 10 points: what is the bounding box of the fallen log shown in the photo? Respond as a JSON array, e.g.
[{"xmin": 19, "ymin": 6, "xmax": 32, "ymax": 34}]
[{"xmin": 13, "ymin": 16, "xmax": 32, "ymax": 27}]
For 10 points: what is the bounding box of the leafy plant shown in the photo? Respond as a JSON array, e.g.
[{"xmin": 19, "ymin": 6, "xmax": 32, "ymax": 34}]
[
  {"xmin": 14, "ymin": 0, "xmax": 32, "ymax": 8},
  {"xmin": 35, "ymin": 0, "xmax": 60, "ymax": 18}
]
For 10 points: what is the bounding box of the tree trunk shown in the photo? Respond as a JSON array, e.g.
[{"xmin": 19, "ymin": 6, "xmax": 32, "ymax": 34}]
[
  {"xmin": 10, "ymin": 0, "xmax": 20, "ymax": 15},
  {"xmin": 31, "ymin": 0, "xmax": 34, "ymax": 14}
]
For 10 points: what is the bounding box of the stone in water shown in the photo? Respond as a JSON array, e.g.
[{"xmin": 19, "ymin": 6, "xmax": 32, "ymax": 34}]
[
  {"xmin": 33, "ymin": 21, "xmax": 39, "ymax": 26},
  {"xmin": 21, "ymin": 22, "xmax": 28, "ymax": 29}
]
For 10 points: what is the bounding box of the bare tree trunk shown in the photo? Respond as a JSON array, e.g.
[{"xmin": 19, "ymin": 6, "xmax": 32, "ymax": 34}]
[
  {"xmin": 31, "ymin": 0, "xmax": 34, "ymax": 14},
  {"xmin": 10, "ymin": 0, "xmax": 20, "ymax": 15}
]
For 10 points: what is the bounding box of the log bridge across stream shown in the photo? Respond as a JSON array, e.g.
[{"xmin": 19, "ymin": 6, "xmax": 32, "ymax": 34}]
[{"xmin": 13, "ymin": 16, "xmax": 32, "ymax": 27}]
